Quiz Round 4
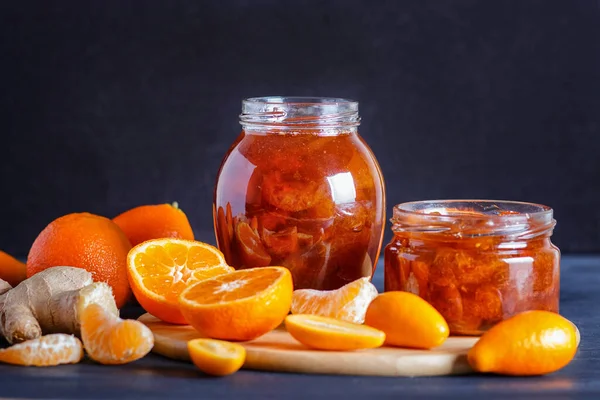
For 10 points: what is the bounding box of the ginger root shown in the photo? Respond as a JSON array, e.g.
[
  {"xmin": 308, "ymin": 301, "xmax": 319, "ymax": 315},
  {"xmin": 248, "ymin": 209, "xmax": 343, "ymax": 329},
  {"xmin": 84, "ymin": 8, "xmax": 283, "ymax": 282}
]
[{"xmin": 0, "ymin": 266, "xmax": 119, "ymax": 344}]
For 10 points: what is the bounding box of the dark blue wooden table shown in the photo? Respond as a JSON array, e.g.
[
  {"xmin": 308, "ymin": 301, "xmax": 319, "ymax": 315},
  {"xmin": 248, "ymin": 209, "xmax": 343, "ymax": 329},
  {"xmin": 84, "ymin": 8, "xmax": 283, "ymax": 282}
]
[{"xmin": 0, "ymin": 255, "xmax": 597, "ymax": 399}]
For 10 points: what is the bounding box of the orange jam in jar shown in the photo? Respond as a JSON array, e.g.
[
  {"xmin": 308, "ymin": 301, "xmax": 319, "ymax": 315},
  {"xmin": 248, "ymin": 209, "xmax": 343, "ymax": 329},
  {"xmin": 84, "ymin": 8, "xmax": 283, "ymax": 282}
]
[
  {"xmin": 213, "ymin": 97, "xmax": 385, "ymax": 290},
  {"xmin": 384, "ymin": 200, "xmax": 560, "ymax": 335}
]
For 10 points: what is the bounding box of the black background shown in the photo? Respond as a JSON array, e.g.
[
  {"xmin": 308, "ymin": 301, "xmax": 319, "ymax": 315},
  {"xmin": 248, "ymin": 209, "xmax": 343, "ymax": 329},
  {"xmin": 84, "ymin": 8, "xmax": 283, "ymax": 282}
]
[{"xmin": 1, "ymin": 0, "xmax": 599, "ymax": 257}]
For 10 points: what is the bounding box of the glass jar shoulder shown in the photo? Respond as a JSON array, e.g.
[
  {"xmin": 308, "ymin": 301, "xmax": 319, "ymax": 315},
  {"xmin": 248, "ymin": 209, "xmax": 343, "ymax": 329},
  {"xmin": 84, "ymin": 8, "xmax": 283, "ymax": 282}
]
[{"xmin": 218, "ymin": 130, "xmax": 382, "ymax": 199}]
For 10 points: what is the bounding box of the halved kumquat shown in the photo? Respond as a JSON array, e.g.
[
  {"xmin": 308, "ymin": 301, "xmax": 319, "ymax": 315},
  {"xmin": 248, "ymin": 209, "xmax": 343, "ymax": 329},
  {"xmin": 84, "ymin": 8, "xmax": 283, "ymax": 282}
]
[
  {"xmin": 188, "ymin": 338, "xmax": 246, "ymax": 376},
  {"xmin": 285, "ymin": 314, "xmax": 385, "ymax": 351},
  {"xmin": 127, "ymin": 238, "xmax": 231, "ymax": 324},
  {"xmin": 178, "ymin": 266, "xmax": 293, "ymax": 341}
]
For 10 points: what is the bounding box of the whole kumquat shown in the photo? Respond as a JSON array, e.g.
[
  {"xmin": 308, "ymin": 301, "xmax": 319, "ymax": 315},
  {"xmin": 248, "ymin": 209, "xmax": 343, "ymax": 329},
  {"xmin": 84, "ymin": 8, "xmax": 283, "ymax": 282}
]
[
  {"xmin": 467, "ymin": 310, "xmax": 579, "ymax": 376},
  {"xmin": 364, "ymin": 291, "xmax": 449, "ymax": 349}
]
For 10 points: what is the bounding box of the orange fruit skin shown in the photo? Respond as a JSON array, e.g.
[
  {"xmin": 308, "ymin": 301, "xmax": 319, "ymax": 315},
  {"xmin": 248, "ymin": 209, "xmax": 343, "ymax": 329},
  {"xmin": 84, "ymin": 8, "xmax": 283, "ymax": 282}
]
[
  {"xmin": 187, "ymin": 338, "xmax": 246, "ymax": 376},
  {"xmin": 364, "ymin": 291, "xmax": 449, "ymax": 349},
  {"xmin": 467, "ymin": 310, "xmax": 579, "ymax": 376},
  {"xmin": 179, "ymin": 267, "xmax": 293, "ymax": 341},
  {"xmin": 27, "ymin": 213, "xmax": 132, "ymax": 308},
  {"xmin": 113, "ymin": 203, "xmax": 194, "ymax": 247},
  {"xmin": 285, "ymin": 314, "xmax": 385, "ymax": 351},
  {"xmin": 0, "ymin": 250, "xmax": 27, "ymax": 287}
]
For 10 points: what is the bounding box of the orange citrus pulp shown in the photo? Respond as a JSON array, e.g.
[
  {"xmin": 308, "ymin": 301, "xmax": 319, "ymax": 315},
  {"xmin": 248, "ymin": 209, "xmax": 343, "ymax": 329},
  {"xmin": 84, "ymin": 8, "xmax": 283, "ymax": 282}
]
[
  {"xmin": 285, "ymin": 314, "xmax": 385, "ymax": 351},
  {"xmin": 127, "ymin": 238, "xmax": 232, "ymax": 324},
  {"xmin": 179, "ymin": 266, "xmax": 293, "ymax": 341}
]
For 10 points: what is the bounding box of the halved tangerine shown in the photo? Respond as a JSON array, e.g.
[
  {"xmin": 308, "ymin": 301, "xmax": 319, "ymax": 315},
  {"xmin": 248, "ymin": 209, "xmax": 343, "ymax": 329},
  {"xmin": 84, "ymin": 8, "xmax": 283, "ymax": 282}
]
[
  {"xmin": 127, "ymin": 238, "xmax": 232, "ymax": 324},
  {"xmin": 178, "ymin": 266, "xmax": 293, "ymax": 341}
]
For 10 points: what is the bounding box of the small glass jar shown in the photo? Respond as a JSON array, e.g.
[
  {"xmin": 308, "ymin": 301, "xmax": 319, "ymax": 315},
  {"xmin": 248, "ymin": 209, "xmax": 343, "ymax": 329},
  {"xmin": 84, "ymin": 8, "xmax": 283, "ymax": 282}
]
[
  {"xmin": 384, "ymin": 200, "xmax": 560, "ymax": 335},
  {"xmin": 213, "ymin": 97, "xmax": 386, "ymax": 290}
]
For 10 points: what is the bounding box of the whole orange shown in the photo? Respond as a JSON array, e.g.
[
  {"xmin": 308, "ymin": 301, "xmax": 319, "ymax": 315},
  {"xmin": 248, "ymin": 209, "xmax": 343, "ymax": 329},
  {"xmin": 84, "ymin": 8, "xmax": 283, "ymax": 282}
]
[
  {"xmin": 27, "ymin": 213, "xmax": 132, "ymax": 308},
  {"xmin": 113, "ymin": 202, "xmax": 194, "ymax": 247}
]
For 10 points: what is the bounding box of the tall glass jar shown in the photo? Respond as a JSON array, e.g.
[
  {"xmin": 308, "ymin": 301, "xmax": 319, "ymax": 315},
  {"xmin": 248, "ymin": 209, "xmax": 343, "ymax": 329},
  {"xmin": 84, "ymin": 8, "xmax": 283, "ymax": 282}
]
[
  {"xmin": 214, "ymin": 97, "xmax": 385, "ymax": 290},
  {"xmin": 384, "ymin": 200, "xmax": 560, "ymax": 335}
]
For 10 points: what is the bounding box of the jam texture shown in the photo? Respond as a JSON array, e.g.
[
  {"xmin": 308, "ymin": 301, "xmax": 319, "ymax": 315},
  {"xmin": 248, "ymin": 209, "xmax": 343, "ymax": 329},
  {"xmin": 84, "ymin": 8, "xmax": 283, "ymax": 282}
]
[
  {"xmin": 384, "ymin": 230, "xmax": 560, "ymax": 335},
  {"xmin": 214, "ymin": 131, "xmax": 385, "ymax": 290}
]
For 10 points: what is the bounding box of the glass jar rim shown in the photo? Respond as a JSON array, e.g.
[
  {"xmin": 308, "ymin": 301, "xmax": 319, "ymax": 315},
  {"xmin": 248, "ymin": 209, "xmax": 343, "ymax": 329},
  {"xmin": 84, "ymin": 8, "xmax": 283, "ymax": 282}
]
[
  {"xmin": 391, "ymin": 199, "xmax": 556, "ymax": 239},
  {"xmin": 240, "ymin": 96, "xmax": 360, "ymax": 131},
  {"xmin": 243, "ymin": 96, "xmax": 358, "ymax": 106}
]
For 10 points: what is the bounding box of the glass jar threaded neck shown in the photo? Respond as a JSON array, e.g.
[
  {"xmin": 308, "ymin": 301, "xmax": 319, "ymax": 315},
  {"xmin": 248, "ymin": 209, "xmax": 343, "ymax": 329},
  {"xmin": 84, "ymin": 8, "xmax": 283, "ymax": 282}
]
[
  {"xmin": 239, "ymin": 96, "xmax": 360, "ymax": 135},
  {"xmin": 391, "ymin": 200, "xmax": 556, "ymax": 240}
]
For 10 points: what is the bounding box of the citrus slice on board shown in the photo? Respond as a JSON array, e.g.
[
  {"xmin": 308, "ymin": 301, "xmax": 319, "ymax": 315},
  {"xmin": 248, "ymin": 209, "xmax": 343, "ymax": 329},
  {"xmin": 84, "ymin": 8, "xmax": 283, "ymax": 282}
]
[
  {"xmin": 285, "ymin": 314, "xmax": 385, "ymax": 351},
  {"xmin": 81, "ymin": 304, "xmax": 154, "ymax": 365},
  {"xmin": 187, "ymin": 338, "xmax": 246, "ymax": 376},
  {"xmin": 0, "ymin": 334, "xmax": 84, "ymax": 367},
  {"xmin": 291, "ymin": 277, "xmax": 378, "ymax": 324},
  {"xmin": 127, "ymin": 238, "xmax": 232, "ymax": 324},
  {"xmin": 178, "ymin": 266, "xmax": 293, "ymax": 341}
]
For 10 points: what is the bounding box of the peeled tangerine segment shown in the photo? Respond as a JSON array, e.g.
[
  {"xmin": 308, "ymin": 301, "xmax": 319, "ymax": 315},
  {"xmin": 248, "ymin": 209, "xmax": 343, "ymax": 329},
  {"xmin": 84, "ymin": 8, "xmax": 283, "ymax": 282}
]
[
  {"xmin": 81, "ymin": 304, "xmax": 154, "ymax": 365},
  {"xmin": 0, "ymin": 334, "xmax": 84, "ymax": 367},
  {"xmin": 291, "ymin": 277, "xmax": 378, "ymax": 324},
  {"xmin": 285, "ymin": 314, "xmax": 385, "ymax": 351},
  {"xmin": 187, "ymin": 338, "xmax": 246, "ymax": 376}
]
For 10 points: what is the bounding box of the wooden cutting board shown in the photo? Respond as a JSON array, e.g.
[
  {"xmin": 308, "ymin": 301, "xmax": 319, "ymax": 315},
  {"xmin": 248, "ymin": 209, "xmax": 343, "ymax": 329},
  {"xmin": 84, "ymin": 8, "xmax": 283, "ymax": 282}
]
[{"xmin": 138, "ymin": 313, "xmax": 478, "ymax": 377}]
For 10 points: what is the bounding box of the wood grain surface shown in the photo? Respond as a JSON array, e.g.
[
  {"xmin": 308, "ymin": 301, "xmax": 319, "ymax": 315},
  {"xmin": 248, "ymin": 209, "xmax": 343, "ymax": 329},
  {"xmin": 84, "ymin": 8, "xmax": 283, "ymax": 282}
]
[{"xmin": 138, "ymin": 313, "xmax": 478, "ymax": 377}]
